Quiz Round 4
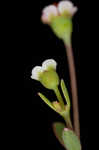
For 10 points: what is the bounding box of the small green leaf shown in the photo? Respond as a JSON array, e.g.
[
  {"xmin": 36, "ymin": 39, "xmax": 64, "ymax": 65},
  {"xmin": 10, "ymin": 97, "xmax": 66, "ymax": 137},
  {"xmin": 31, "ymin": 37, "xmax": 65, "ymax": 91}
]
[
  {"xmin": 62, "ymin": 128, "xmax": 81, "ymax": 150},
  {"xmin": 52, "ymin": 122, "xmax": 65, "ymax": 147},
  {"xmin": 61, "ymin": 79, "xmax": 70, "ymax": 107},
  {"xmin": 38, "ymin": 92, "xmax": 56, "ymax": 112}
]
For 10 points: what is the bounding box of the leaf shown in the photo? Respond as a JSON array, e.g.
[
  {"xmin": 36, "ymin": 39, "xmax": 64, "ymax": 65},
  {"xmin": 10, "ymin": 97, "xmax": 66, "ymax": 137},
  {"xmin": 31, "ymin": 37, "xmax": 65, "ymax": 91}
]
[
  {"xmin": 62, "ymin": 128, "xmax": 81, "ymax": 150},
  {"xmin": 38, "ymin": 92, "xmax": 56, "ymax": 112},
  {"xmin": 61, "ymin": 79, "xmax": 70, "ymax": 107},
  {"xmin": 52, "ymin": 122, "xmax": 65, "ymax": 147}
]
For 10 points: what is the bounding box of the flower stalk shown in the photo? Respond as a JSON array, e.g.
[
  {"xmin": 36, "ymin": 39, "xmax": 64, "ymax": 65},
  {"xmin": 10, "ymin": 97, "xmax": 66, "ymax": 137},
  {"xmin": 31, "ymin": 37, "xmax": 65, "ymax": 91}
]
[
  {"xmin": 54, "ymin": 86, "xmax": 65, "ymax": 109},
  {"xmin": 63, "ymin": 111, "xmax": 73, "ymax": 129},
  {"xmin": 64, "ymin": 43, "xmax": 80, "ymax": 138}
]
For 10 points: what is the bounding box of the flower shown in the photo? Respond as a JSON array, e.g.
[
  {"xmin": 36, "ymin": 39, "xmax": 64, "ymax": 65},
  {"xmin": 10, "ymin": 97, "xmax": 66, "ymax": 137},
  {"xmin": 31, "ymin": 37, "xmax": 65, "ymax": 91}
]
[
  {"xmin": 41, "ymin": 1, "xmax": 77, "ymax": 45},
  {"xmin": 31, "ymin": 59, "xmax": 59, "ymax": 90},
  {"xmin": 41, "ymin": 0, "xmax": 77, "ymax": 24},
  {"xmin": 31, "ymin": 59, "xmax": 57, "ymax": 80}
]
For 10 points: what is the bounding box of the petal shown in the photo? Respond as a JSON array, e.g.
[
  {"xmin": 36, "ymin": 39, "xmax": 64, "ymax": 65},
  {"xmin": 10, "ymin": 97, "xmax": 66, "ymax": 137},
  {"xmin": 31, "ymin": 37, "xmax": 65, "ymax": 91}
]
[
  {"xmin": 31, "ymin": 66, "xmax": 43, "ymax": 80},
  {"xmin": 71, "ymin": 7, "xmax": 78, "ymax": 15},
  {"xmin": 42, "ymin": 59, "xmax": 57, "ymax": 71},
  {"xmin": 58, "ymin": 1, "xmax": 77, "ymax": 16},
  {"xmin": 41, "ymin": 5, "xmax": 58, "ymax": 24}
]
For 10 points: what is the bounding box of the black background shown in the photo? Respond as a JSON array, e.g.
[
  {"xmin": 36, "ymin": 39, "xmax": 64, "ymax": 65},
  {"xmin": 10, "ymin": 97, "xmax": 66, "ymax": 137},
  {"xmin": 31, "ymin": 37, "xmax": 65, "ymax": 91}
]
[{"xmin": 23, "ymin": 0, "xmax": 89, "ymax": 149}]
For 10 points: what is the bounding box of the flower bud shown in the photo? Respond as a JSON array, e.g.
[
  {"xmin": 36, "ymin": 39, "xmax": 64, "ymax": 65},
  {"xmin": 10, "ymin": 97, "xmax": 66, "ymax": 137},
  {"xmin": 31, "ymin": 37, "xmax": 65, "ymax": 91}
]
[{"xmin": 52, "ymin": 101, "xmax": 62, "ymax": 112}]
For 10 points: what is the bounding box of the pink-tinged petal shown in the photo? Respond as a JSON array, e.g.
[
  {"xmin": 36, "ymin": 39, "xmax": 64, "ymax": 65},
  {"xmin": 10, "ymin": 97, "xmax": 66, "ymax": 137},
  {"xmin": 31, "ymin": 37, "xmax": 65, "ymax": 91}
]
[
  {"xmin": 70, "ymin": 7, "xmax": 78, "ymax": 15},
  {"xmin": 64, "ymin": 128, "xmax": 69, "ymax": 131},
  {"xmin": 58, "ymin": 1, "xmax": 77, "ymax": 16},
  {"xmin": 41, "ymin": 5, "xmax": 58, "ymax": 24}
]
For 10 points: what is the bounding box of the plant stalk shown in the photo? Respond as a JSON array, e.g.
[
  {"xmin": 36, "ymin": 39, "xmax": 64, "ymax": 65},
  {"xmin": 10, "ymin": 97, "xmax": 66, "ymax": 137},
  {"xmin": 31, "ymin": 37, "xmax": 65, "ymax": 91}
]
[{"xmin": 64, "ymin": 43, "xmax": 80, "ymax": 138}]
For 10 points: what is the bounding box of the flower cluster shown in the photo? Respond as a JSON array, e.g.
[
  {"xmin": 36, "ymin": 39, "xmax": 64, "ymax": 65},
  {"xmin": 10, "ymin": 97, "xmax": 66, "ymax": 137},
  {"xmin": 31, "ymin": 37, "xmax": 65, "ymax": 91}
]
[
  {"xmin": 41, "ymin": 0, "xmax": 77, "ymax": 24},
  {"xmin": 30, "ymin": 2, "xmax": 81, "ymax": 149}
]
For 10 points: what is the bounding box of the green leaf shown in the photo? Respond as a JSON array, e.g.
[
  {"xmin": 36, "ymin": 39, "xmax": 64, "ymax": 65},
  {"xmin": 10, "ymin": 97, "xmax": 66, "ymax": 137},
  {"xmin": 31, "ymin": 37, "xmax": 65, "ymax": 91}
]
[
  {"xmin": 38, "ymin": 92, "xmax": 56, "ymax": 112},
  {"xmin": 61, "ymin": 79, "xmax": 70, "ymax": 107},
  {"xmin": 62, "ymin": 128, "xmax": 81, "ymax": 150},
  {"xmin": 52, "ymin": 122, "xmax": 65, "ymax": 147}
]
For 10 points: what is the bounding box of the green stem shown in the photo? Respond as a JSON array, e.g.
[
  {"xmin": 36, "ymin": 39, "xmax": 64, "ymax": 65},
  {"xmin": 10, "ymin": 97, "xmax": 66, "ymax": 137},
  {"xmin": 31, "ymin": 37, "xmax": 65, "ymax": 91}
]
[
  {"xmin": 64, "ymin": 111, "xmax": 73, "ymax": 130},
  {"xmin": 54, "ymin": 86, "xmax": 64, "ymax": 109}
]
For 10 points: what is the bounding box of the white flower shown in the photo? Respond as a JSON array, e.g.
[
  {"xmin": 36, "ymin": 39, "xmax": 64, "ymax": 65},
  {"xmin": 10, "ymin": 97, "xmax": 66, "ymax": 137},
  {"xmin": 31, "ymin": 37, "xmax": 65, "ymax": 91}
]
[
  {"xmin": 58, "ymin": 1, "xmax": 77, "ymax": 16},
  {"xmin": 31, "ymin": 59, "xmax": 57, "ymax": 81},
  {"xmin": 41, "ymin": 1, "xmax": 77, "ymax": 24}
]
